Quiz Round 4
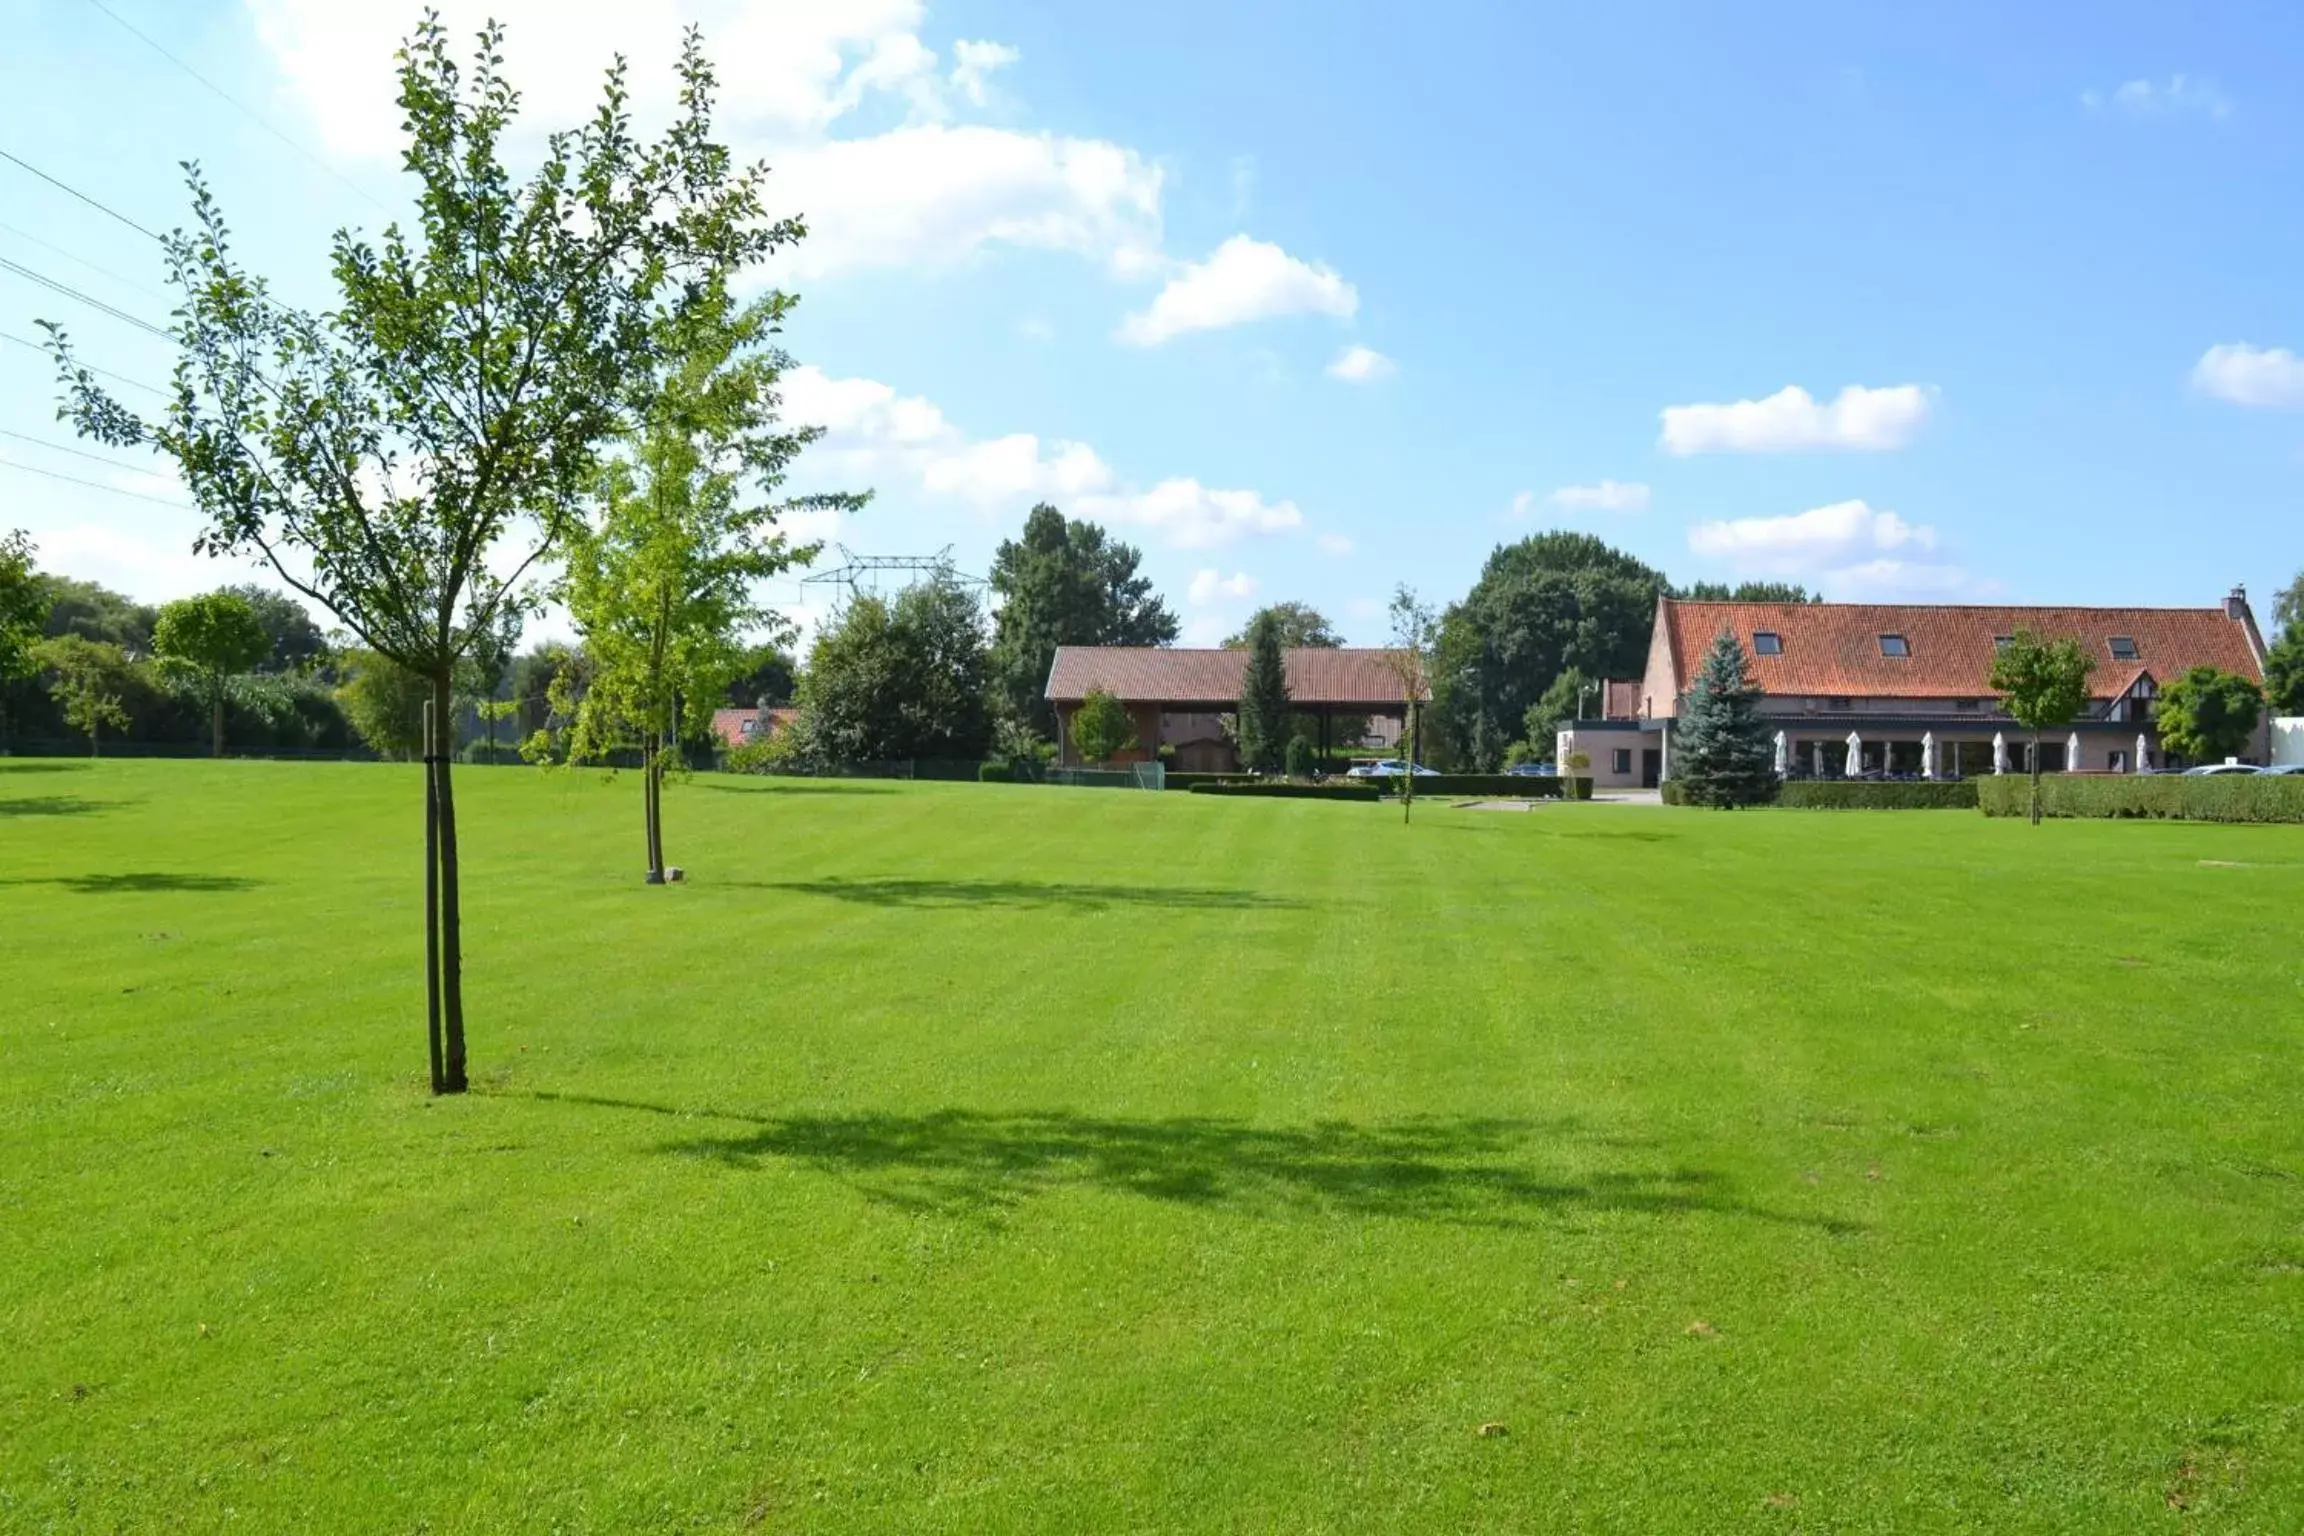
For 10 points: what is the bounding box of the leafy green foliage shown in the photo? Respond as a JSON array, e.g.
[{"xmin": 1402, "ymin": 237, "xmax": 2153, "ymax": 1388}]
[
  {"xmin": 2264, "ymin": 626, "xmax": 2304, "ymax": 716},
  {"xmin": 1676, "ymin": 581, "xmax": 1821, "ymax": 603},
  {"xmin": 335, "ymin": 650, "xmax": 431, "ymax": 761},
  {"xmin": 1234, "ymin": 611, "xmax": 1291, "ymax": 773},
  {"xmin": 726, "ymin": 642, "xmax": 798, "ymax": 707},
  {"xmin": 793, "ymin": 578, "xmax": 993, "ymax": 764},
  {"xmin": 33, "ymin": 634, "xmax": 132, "ymax": 753},
  {"xmin": 1670, "ymin": 631, "xmax": 1776, "ymax": 808},
  {"xmin": 1224, "ymin": 601, "xmax": 1341, "ymax": 649},
  {"xmin": 988, "ymin": 504, "xmax": 1177, "ymax": 735},
  {"xmin": 39, "ymin": 575, "xmax": 154, "ymax": 655},
  {"xmin": 0, "ymin": 530, "xmax": 48, "ymax": 752},
  {"xmin": 1777, "ymin": 780, "xmax": 1975, "ymax": 809},
  {"xmin": 1519, "ymin": 665, "xmax": 1591, "ymax": 762},
  {"xmin": 977, "ymin": 761, "xmax": 1014, "ymax": 783},
  {"xmin": 1068, "ymin": 686, "xmax": 1137, "ymax": 766},
  {"xmin": 154, "ymin": 591, "xmax": 272, "ymax": 756},
  {"xmin": 1978, "ymin": 773, "xmax": 2304, "ymax": 822},
  {"xmin": 1430, "ymin": 533, "xmax": 1666, "ymax": 770},
  {"xmin": 223, "ymin": 585, "xmax": 330, "ymax": 674},
  {"xmin": 1988, "ymin": 629, "xmax": 2095, "ymax": 823},
  {"xmin": 2153, "ymin": 665, "xmax": 2265, "ymax": 763},
  {"xmin": 1283, "ymin": 736, "xmax": 1316, "ymax": 778},
  {"xmin": 2274, "ymin": 570, "xmax": 2303, "ymax": 635},
  {"xmin": 1184, "ymin": 780, "xmax": 1379, "ymax": 800}
]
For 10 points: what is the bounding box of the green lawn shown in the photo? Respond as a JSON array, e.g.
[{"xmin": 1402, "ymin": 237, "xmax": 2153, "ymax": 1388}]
[{"xmin": 4, "ymin": 760, "xmax": 2303, "ymax": 1533}]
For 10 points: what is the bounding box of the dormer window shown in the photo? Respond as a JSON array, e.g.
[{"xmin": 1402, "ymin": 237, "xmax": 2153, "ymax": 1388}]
[
  {"xmin": 2108, "ymin": 636, "xmax": 2138, "ymax": 661},
  {"xmin": 1993, "ymin": 635, "xmax": 2014, "ymax": 653},
  {"xmin": 1752, "ymin": 631, "xmax": 1782, "ymax": 656},
  {"xmin": 1879, "ymin": 634, "xmax": 1910, "ymax": 658}
]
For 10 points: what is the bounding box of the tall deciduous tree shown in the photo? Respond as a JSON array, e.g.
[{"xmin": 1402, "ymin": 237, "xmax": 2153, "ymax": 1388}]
[
  {"xmin": 2154, "ymin": 666, "xmax": 2265, "ymax": 765},
  {"xmin": 988, "ymin": 504, "xmax": 1177, "ymax": 736},
  {"xmin": 1234, "ymin": 611, "xmax": 1291, "ymax": 773},
  {"xmin": 153, "ymin": 591, "xmax": 271, "ymax": 757},
  {"xmin": 2264, "ymin": 627, "xmax": 2304, "ymax": 717},
  {"xmin": 49, "ymin": 17, "xmax": 786, "ymax": 1094},
  {"xmin": 1671, "ymin": 631, "xmax": 1776, "ymax": 807},
  {"xmin": 1382, "ymin": 585, "xmax": 1436, "ymax": 824},
  {"xmin": 224, "ymin": 585, "xmax": 330, "ymax": 673},
  {"xmin": 1988, "ymin": 630, "xmax": 2095, "ymax": 825},
  {"xmin": 34, "ymin": 635, "xmax": 131, "ymax": 756},
  {"xmin": 0, "ymin": 530, "xmax": 48, "ymax": 754},
  {"xmin": 1223, "ymin": 601, "xmax": 1341, "ymax": 649},
  {"xmin": 1676, "ymin": 581, "xmax": 1822, "ymax": 603},
  {"xmin": 553, "ymin": 282, "xmax": 846, "ymax": 883},
  {"xmin": 791, "ymin": 576, "xmax": 992, "ymax": 764},
  {"xmin": 1432, "ymin": 532, "xmax": 1667, "ymax": 770}
]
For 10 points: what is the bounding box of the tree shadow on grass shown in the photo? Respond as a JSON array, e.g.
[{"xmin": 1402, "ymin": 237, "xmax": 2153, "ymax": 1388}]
[
  {"xmin": 729, "ymin": 877, "xmax": 1302, "ymax": 911},
  {"xmin": 0, "ymin": 872, "xmax": 260, "ymax": 894},
  {"xmin": 0, "ymin": 761, "xmax": 91, "ymax": 774},
  {"xmin": 520, "ymin": 1093, "xmax": 1854, "ymax": 1234},
  {"xmin": 0, "ymin": 795, "xmax": 115, "ymax": 817}
]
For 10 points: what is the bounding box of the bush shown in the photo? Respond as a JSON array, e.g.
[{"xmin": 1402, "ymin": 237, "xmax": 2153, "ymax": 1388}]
[
  {"xmin": 1977, "ymin": 774, "xmax": 2304, "ymax": 823},
  {"xmin": 1284, "ymin": 737, "xmax": 1315, "ymax": 777},
  {"xmin": 1569, "ymin": 777, "xmax": 1595, "ymax": 801},
  {"xmin": 1777, "ymin": 779, "xmax": 1974, "ymax": 810},
  {"xmin": 977, "ymin": 761, "xmax": 1013, "ymax": 783},
  {"xmin": 1186, "ymin": 782, "xmax": 1381, "ymax": 801},
  {"xmin": 1380, "ymin": 773, "xmax": 1564, "ymax": 798}
]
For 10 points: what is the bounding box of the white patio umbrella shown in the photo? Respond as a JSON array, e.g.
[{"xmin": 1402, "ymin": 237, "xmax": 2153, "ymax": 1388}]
[
  {"xmin": 1813, "ymin": 740, "xmax": 1826, "ymax": 778},
  {"xmin": 2135, "ymin": 732, "xmax": 2149, "ymax": 773},
  {"xmin": 2066, "ymin": 730, "xmax": 2082, "ymax": 772},
  {"xmin": 1845, "ymin": 730, "xmax": 1864, "ymax": 778},
  {"xmin": 1920, "ymin": 731, "xmax": 1936, "ymax": 780},
  {"xmin": 1772, "ymin": 730, "xmax": 1788, "ymax": 776},
  {"xmin": 1992, "ymin": 731, "xmax": 2008, "ymax": 774}
]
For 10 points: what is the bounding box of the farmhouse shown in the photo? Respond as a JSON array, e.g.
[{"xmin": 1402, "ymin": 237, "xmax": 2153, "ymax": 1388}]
[
  {"xmin": 1044, "ymin": 647, "xmax": 1420, "ymax": 770},
  {"xmin": 1563, "ymin": 588, "xmax": 2271, "ymax": 788}
]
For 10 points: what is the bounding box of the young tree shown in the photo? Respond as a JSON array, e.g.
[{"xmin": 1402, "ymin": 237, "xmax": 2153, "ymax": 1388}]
[
  {"xmin": 2155, "ymin": 666, "xmax": 2265, "ymax": 764},
  {"xmin": 1069, "ymin": 686, "xmax": 1137, "ymax": 765},
  {"xmin": 1234, "ymin": 610, "xmax": 1292, "ymax": 773},
  {"xmin": 988, "ymin": 504, "xmax": 1178, "ymax": 735},
  {"xmin": 1988, "ymin": 629, "xmax": 2095, "ymax": 825},
  {"xmin": 50, "ymin": 18, "xmax": 789, "ymax": 1094},
  {"xmin": 1671, "ymin": 630, "xmax": 1776, "ymax": 807},
  {"xmin": 153, "ymin": 591, "xmax": 271, "ymax": 757},
  {"xmin": 34, "ymin": 635, "xmax": 131, "ymax": 756},
  {"xmin": 1382, "ymin": 585, "xmax": 1436, "ymax": 823},
  {"xmin": 0, "ymin": 530, "xmax": 49, "ymax": 754},
  {"xmin": 554, "ymin": 282, "xmax": 845, "ymax": 882}
]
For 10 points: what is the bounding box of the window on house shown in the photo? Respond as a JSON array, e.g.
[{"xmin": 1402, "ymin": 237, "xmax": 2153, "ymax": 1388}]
[
  {"xmin": 2109, "ymin": 636, "xmax": 2139, "ymax": 661},
  {"xmin": 1611, "ymin": 748, "xmax": 1632, "ymax": 774},
  {"xmin": 1827, "ymin": 697, "xmax": 1853, "ymax": 711},
  {"xmin": 1879, "ymin": 634, "xmax": 1910, "ymax": 657},
  {"xmin": 1955, "ymin": 698, "xmax": 1979, "ymax": 711},
  {"xmin": 1752, "ymin": 631, "xmax": 1782, "ymax": 656},
  {"xmin": 1993, "ymin": 635, "xmax": 2014, "ymax": 653}
]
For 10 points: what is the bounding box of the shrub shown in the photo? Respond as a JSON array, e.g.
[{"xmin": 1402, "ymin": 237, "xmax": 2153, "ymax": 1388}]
[
  {"xmin": 1284, "ymin": 736, "xmax": 1315, "ymax": 778},
  {"xmin": 1568, "ymin": 776, "xmax": 1595, "ymax": 801},
  {"xmin": 1377, "ymin": 773, "xmax": 1564, "ymax": 798},
  {"xmin": 1776, "ymin": 780, "xmax": 1974, "ymax": 810},
  {"xmin": 977, "ymin": 761, "xmax": 1013, "ymax": 783},
  {"xmin": 1977, "ymin": 774, "xmax": 2304, "ymax": 823},
  {"xmin": 1186, "ymin": 782, "xmax": 1380, "ymax": 801}
]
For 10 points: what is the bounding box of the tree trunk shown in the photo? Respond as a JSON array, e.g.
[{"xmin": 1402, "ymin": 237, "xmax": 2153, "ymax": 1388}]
[
  {"xmin": 642, "ymin": 728, "xmax": 666, "ymax": 884},
  {"xmin": 423, "ymin": 696, "xmax": 445, "ymax": 1094},
  {"xmin": 430, "ymin": 672, "xmax": 468, "ymax": 1093},
  {"xmin": 212, "ymin": 688, "xmax": 226, "ymax": 758},
  {"xmin": 2029, "ymin": 729, "xmax": 2042, "ymax": 826}
]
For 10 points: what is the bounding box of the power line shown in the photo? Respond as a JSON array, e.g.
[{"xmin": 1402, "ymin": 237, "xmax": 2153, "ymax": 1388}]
[
  {"xmin": 0, "ymin": 255, "xmax": 170, "ymax": 338},
  {"xmin": 0, "ymin": 328, "xmax": 169, "ymax": 397},
  {"xmin": 0, "ymin": 424, "xmax": 162, "ymax": 473},
  {"xmin": 0, "ymin": 452, "xmax": 192, "ymax": 508},
  {"xmin": 79, "ymin": 0, "xmax": 397, "ymax": 220},
  {"xmin": 0, "ymin": 147, "xmax": 159, "ymax": 242},
  {"xmin": 0, "ymin": 218, "xmax": 169, "ymax": 301}
]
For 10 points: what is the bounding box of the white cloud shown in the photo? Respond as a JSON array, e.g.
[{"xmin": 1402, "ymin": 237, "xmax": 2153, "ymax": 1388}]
[
  {"xmin": 2191, "ymin": 343, "xmax": 2304, "ymax": 409},
  {"xmin": 2083, "ymin": 74, "xmax": 2233, "ymax": 120},
  {"xmin": 1186, "ymin": 569, "xmax": 1256, "ymax": 606},
  {"xmin": 781, "ymin": 364, "xmax": 1308, "ymax": 551},
  {"xmin": 1117, "ymin": 235, "xmax": 1357, "ymax": 345},
  {"xmin": 248, "ymin": 1, "xmax": 1165, "ymax": 282},
  {"xmin": 1547, "ymin": 479, "xmax": 1650, "ymax": 513},
  {"xmin": 1315, "ymin": 532, "xmax": 1355, "ymax": 557},
  {"xmin": 948, "ymin": 39, "xmax": 1019, "ymax": 106},
  {"xmin": 1687, "ymin": 498, "xmax": 1974, "ymax": 597},
  {"xmin": 1659, "ymin": 383, "xmax": 1933, "ymax": 455},
  {"xmin": 1326, "ymin": 344, "xmax": 1393, "ymax": 383}
]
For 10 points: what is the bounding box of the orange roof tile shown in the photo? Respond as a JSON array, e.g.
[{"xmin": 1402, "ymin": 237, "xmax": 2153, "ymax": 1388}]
[{"xmin": 1662, "ymin": 600, "xmax": 2263, "ymax": 701}]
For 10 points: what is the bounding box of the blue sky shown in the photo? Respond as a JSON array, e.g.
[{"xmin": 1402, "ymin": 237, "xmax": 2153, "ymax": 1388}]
[{"xmin": 3, "ymin": 0, "xmax": 2301, "ymax": 646}]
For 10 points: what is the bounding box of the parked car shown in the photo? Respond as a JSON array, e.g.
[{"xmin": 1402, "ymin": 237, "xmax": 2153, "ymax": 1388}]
[
  {"xmin": 2260, "ymin": 763, "xmax": 2304, "ymax": 776},
  {"xmin": 1504, "ymin": 761, "xmax": 1557, "ymax": 777},
  {"xmin": 1345, "ymin": 759, "xmax": 1440, "ymax": 778},
  {"xmin": 2182, "ymin": 761, "xmax": 2263, "ymax": 776}
]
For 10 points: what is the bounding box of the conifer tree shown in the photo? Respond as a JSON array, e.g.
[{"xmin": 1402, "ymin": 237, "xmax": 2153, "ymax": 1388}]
[
  {"xmin": 1672, "ymin": 629, "xmax": 1776, "ymax": 807},
  {"xmin": 1234, "ymin": 611, "xmax": 1291, "ymax": 773}
]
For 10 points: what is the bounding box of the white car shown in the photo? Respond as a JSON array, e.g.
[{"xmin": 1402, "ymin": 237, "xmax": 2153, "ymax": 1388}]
[
  {"xmin": 1345, "ymin": 759, "xmax": 1441, "ymax": 778},
  {"xmin": 2183, "ymin": 761, "xmax": 2262, "ymax": 776}
]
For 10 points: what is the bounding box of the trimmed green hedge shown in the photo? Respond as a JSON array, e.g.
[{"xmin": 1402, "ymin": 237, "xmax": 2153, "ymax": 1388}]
[
  {"xmin": 978, "ymin": 762, "xmax": 1013, "ymax": 783},
  {"xmin": 1382, "ymin": 774, "xmax": 1566, "ymax": 798},
  {"xmin": 1778, "ymin": 779, "xmax": 1978, "ymax": 810},
  {"xmin": 1186, "ymin": 782, "xmax": 1381, "ymax": 801},
  {"xmin": 1977, "ymin": 774, "xmax": 2304, "ymax": 822}
]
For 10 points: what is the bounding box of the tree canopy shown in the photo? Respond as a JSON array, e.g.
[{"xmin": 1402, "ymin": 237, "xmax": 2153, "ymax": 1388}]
[
  {"xmin": 224, "ymin": 586, "xmax": 329, "ymax": 674},
  {"xmin": 793, "ymin": 577, "xmax": 993, "ymax": 763},
  {"xmin": 1234, "ymin": 610, "xmax": 1292, "ymax": 773},
  {"xmin": 2154, "ymin": 666, "xmax": 2264, "ymax": 764},
  {"xmin": 34, "ymin": 635, "xmax": 131, "ymax": 755},
  {"xmin": 153, "ymin": 591, "xmax": 272, "ymax": 757},
  {"xmin": 2264, "ymin": 627, "xmax": 2304, "ymax": 717},
  {"xmin": 0, "ymin": 531, "xmax": 47, "ymax": 752},
  {"xmin": 988, "ymin": 503, "xmax": 1177, "ymax": 736},
  {"xmin": 1431, "ymin": 532, "xmax": 1667, "ymax": 770},
  {"xmin": 1671, "ymin": 631, "xmax": 1775, "ymax": 807},
  {"xmin": 1068, "ymin": 686, "xmax": 1136, "ymax": 765},
  {"xmin": 1988, "ymin": 630, "xmax": 2095, "ymax": 824},
  {"xmin": 1224, "ymin": 601, "xmax": 1340, "ymax": 649},
  {"xmin": 1677, "ymin": 581, "xmax": 1821, "ymax": 604}
]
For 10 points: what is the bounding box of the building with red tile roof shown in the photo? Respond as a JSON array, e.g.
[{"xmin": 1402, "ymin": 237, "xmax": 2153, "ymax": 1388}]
[
  {"xmin": 1558, "ymin": 588, "xmax": 2271, "ymax": 787},
  {"xmin": 1043, "ymin": 646, "xmax": 1423, "ymax": 769}
]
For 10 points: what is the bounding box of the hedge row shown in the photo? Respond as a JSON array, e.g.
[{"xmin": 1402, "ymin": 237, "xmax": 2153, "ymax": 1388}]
[
  {"xmin": 1386, "ymin": 773, "xmax": 1566, "ymax": 798},
  {"xmin": 1778, "ymin": 779, "xmax": 1978, "ymax": 810},
  {"xmin": 1185, "ymin": 782, "xmax": 1381, "ymax": 801},
  {"xmin": 1977, "ymin": 774, "xmax": 2304, "ymax": 822}
]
